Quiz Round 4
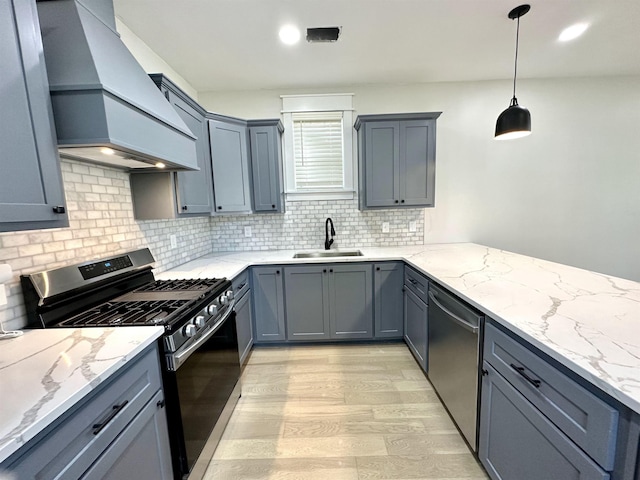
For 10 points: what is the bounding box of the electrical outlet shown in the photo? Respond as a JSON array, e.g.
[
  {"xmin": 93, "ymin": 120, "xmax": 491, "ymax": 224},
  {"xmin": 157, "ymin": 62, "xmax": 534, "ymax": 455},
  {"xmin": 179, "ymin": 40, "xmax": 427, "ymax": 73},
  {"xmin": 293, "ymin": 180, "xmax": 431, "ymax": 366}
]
[
  {"xmin": 244, "ymin": 226, "xmax": 252, "ymax": 238},
  {"xmin": 409, "ymin": 221, "xmax": 417, "ymax": 233},
  {"xmin": 382, "ymin": 222, "xmax": 390, "ymax": 233},
  {"xmin": 169, "ymin": 234, "xmax": 177, "ymax": 249}
]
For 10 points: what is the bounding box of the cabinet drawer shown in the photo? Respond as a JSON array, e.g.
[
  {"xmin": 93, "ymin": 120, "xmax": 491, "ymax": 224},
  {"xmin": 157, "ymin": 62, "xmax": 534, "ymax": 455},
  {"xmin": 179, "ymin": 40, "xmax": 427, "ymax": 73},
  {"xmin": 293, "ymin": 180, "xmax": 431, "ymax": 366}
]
[
  {"xmin": 404, "ymin": 265, "xmax": 429, "ymax": 303},
  {"xmin": 484, "ymin": 323, "xmax": 618, "ymax": 469},
  {"xmin": 232, "ymin": 269, "xmax": 249, "ymax": 300},
  {"xmin": 7, "ymin": 345, "xmax": 163, "ymax": 480},
  {"xmin": 480, "ymin": 362, "xmax": 609, "ymax": 480}
]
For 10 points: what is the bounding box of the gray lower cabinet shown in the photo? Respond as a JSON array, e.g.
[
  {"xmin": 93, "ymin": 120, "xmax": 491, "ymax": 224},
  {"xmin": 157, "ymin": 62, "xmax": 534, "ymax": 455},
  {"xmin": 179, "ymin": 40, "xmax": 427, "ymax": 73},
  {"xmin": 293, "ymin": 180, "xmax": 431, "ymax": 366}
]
[
  {"xmin": 284, "ymin": 264, "xmax": 373, "ymax": 341},
  {"xmin": 130, "ymin": 74, "xmax": 213, "ymax": 219},
  {"xmin": 251, "ymin": 266, "xmax": 286, "ymax": 342},
  {"xmin": 403, "ymin": 288, "xmax": 428, "ymax": 371},
  {"xmin": 1, "ymin": 344, "xmax": 171, "ymax": 480},
  {"xmin": 285, "ymin": 265, "xmax": 330, "ymax": 340},
  {"xmin": 329, "ymin": 264, "xmax": 373, "ymax": 339},
  {"xmin": 480, "ymin": 362, "xmax": 608, "ymax": 480},
  {"xmin": 0, "ymin": 0, "xmax": 68, "ymax": 232},
  {"xmin": 233, "ymin": 270, "xmax": 253, "ymax": 365},
  {"xmin": 374, "ymin": 262, "xmax": 404, "ymax": 338},
  {"xmin": 248, "ymin": 119, "xmax": 284, "ymax": 213},
  {"xmin": 478, "ymin": 321, "xmax": 640, "ymax": 480},
  {"xmin": 355, "ymin": 113, "xmax": 440, "ymax": 210},
  {"xmin": 208, "ymin": 114, "xmax": 252, "ymax": 213}
]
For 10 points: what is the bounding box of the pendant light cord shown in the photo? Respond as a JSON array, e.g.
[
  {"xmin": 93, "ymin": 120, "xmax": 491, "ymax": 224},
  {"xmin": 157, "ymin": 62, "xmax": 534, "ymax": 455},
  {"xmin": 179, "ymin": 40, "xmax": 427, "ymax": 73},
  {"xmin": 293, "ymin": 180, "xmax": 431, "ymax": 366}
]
[{"xmin": 511, "ymin": 15, "xmax": 521, "ymax": 105}]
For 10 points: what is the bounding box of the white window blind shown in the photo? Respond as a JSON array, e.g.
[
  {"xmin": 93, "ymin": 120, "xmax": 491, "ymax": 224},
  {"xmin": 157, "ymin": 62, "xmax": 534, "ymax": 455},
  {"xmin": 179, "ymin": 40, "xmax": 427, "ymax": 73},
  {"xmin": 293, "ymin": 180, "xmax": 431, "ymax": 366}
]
[{"xmin": 292, "ymin": 112, "xmax": 344, "ymax": 190}]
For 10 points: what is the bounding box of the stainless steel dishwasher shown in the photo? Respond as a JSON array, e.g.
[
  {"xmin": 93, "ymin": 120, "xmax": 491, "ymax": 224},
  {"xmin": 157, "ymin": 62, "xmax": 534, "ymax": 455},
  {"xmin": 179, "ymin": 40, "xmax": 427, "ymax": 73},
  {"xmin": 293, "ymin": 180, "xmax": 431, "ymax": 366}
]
[{"xmin": 428, "ymin": 283, "xmax": 484, "ymax": 452}]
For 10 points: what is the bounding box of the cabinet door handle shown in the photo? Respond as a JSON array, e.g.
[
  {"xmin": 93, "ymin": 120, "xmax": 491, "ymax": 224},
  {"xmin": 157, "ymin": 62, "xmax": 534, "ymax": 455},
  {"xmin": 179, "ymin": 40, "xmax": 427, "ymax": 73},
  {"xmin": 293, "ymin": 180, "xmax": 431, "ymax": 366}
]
[
  {"xmin": 276, "ymin": 270, "xmax": 280, "ymax": 275},
  {"xmin": 52, "ymin": 206, "xmax": 66, "ymax": 214},
  {"xmin": 510, "ymin": 363, "xmax": 542, "ymax": 388},
  {"xmin": 376, "ymin": 267, "xmax": 380, "ymax": 271},
  {"xmin": 92, "ymin": 400, "xmax": 129, "ymax": 435},
  {"xmin": 182, "ymin": 205, "xmax": 188, "ymax": 211},
  {"xmin": 401, "ymin": 200, "xmax": 405, "ymax": 203},
  {"xmin": 272, "ymin": 204, "xmax": 276, "ymax": 209},
  {"xmin": 323, "ymin": 269, "xmax": 327, "ymax": 273},
  {"xmin": 394, "ymin": 200, "xmax": 399, "ymax": 204},
  {"xmin": 329, "ymin": 269, "xmax": 333, "ymax": 273}
]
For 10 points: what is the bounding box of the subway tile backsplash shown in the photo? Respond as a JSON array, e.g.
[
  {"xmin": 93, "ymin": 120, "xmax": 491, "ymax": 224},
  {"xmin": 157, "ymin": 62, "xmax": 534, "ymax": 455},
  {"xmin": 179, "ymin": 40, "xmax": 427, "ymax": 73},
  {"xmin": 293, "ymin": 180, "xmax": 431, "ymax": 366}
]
[
  {"xmin": 210, "ymin": 199, "xmax": 424, "ymax": 251},
  {"xmin": 0, "ymin": 159, "xmax": 212, "ymax": 331},
  {"xmin": 0, "ymin": 160, "xmax": 423, "ymax": 331}
]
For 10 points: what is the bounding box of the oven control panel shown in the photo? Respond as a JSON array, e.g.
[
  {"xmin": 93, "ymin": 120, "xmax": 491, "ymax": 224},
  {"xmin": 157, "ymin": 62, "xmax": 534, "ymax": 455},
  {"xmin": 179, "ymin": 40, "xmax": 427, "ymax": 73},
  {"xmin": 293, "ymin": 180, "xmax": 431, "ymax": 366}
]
[{"xmin": 79, "ymin": 255, "xmax": 133, "ymax": 280}]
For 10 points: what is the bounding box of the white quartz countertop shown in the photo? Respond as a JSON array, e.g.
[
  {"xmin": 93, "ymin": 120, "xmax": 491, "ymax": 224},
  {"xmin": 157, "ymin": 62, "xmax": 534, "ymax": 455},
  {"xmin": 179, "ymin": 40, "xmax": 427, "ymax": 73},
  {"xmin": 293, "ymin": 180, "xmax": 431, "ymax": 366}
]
[
  {"xmin": 158, "ymin": 243, "xmax": 640, "ymax": 414},
  {"xmin": 0, "ymin": 326, "xmax": 163, "ymax": 464}
]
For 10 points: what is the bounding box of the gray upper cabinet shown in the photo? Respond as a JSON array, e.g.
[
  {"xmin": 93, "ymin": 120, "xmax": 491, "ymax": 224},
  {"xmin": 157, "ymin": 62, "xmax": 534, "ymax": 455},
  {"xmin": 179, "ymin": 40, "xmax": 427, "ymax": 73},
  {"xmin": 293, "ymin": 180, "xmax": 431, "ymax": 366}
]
[
  {"xmin": 355, "ymin": 113, "xmax": 441, "ymax": 210},
  {"xmin": 208, "ymin": 114, "xmax": 252, "ymax": 214},
  {"xmin": 248, "ymin": 119, "xmax": 284, "ymax": 213},
  {"xmin": 153, "ymin": 74, "xmax": 213, "ymax": 215},
  {"xmin": 0, "ymin": 0, "xmax": 68, "ymax": 232},
  {"xmin": 251, "ymin": 266, "xmax": 286, "ymax": 342},
  {"xmin": 131, "ymin": 74, "xmax": 213, "ymax": 219},
  {"xmin": 374, "ymin": 262, "xmax": 404, "ymax": 338},
  {"xmin": 284, "ymin": 263, "xmax": 373, "ymax": 341}
]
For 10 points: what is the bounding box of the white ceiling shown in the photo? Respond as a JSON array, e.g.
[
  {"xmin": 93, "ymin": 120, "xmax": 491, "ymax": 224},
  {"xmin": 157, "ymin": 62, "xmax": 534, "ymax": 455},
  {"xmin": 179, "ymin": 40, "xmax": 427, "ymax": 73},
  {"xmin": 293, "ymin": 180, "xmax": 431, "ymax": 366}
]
[{"xmin": 113, "ymin": 0, "xmax": 640, "ymax": 93}]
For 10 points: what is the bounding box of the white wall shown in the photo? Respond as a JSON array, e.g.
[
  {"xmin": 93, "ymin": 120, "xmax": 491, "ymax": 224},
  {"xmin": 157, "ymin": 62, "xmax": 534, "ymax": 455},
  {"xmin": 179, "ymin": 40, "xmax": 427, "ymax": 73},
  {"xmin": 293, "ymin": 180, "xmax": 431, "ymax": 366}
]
[
  {"xmin": 115, "ymin": 18, "xmax": 199, "ymax": 100},
  {"xmin": 200, "ymin": 76, "xmax": 640, "ymax": 281}
]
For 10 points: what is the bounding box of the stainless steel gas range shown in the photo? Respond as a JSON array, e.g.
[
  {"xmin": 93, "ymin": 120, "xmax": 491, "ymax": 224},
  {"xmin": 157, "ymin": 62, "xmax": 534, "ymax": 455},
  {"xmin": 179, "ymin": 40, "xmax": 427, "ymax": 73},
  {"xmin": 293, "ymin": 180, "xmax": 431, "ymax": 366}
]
[{"xmin": 21, "ymin": 249, "xmax": 241, "ymax": 480}]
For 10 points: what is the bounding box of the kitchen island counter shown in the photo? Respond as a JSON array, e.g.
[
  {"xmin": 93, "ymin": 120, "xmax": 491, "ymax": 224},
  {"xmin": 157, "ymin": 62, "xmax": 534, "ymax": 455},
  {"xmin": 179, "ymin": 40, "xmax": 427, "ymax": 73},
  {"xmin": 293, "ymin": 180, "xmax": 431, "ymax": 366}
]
[
  {"xmin": 159, "ymin": 243, "xmax": 640, "ymax": 414},
  {"xmin": 0, "ymin": 326, "xmax": 163, "ymax": 464}
]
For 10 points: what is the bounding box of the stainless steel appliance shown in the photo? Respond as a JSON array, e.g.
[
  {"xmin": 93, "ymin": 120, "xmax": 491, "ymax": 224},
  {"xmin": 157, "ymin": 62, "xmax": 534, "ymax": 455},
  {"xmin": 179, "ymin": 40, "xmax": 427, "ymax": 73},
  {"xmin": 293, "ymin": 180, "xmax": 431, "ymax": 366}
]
[
  {"xmin": 21, "ymin": 249, "xmax": 241, "ymax": 480},
  {"xmin": 427, "ymin": 283, "xmax": 484, "ymax": 451}
]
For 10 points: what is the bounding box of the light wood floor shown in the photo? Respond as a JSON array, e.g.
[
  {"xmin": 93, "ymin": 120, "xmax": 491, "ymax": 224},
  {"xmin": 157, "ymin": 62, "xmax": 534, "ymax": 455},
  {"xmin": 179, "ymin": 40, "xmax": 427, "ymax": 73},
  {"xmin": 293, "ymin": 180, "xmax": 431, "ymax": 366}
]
[{"xmin": 205, "ymin": 343, "xmax": 489, "ymax": 479}]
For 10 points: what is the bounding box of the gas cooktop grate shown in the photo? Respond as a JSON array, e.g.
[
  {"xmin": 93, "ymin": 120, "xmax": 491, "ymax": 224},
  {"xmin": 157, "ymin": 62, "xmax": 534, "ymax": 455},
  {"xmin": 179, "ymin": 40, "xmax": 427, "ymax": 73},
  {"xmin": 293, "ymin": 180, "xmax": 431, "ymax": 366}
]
[
  {"xmin": 57, "ymin": 299, "xmax": 190, "ymax": 327},
  {"xmin": 134, "ymin": 278, "xmax": 224, "ymax": 293}
]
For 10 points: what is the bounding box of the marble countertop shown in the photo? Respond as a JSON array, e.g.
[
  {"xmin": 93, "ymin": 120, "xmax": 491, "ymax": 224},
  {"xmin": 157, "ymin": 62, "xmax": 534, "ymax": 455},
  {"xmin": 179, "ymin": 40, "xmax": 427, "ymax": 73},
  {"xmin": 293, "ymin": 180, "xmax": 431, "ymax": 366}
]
[
  {"xmin": 158, "ymin": 243, "xmax": 640, "ymax": 414},
  {"xmin": 0, "ymin": 326, "xmax": 163, "ymax": 464}
]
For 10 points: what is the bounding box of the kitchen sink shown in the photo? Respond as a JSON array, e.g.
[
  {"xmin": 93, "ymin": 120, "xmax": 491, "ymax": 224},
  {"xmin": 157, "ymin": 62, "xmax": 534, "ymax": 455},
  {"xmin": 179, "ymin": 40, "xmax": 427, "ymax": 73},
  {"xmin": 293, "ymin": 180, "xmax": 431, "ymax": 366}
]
[{"xmin": 293, "ymin": 250, "xmax": 364, "ymax": 259}]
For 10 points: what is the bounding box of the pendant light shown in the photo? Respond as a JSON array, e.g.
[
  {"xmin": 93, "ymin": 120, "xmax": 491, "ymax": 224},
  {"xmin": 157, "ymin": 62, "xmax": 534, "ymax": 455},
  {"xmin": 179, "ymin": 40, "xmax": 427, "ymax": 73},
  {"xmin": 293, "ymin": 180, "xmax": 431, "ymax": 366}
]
[{"xmin": 495, "ymin": 4, "xmax": 531, "ymax": 140}]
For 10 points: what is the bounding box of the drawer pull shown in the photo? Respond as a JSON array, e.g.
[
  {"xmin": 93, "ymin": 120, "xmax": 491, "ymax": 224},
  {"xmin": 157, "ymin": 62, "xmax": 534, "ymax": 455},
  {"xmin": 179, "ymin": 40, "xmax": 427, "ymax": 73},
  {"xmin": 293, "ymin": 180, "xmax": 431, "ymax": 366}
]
[
  {"xmin": 236, "ymin": 282, "xmax": 247, "ymax": 291},
  {"xmin": 409, "ymin": 278, "xmax": 418, "ymax": 285},
  {"xmin": 510, "ymin": 363, "xmax": 542, "ymax": 388},
  {"xmin": 92, "ymin": 400, "xmax": 129, "ymax": 435}
]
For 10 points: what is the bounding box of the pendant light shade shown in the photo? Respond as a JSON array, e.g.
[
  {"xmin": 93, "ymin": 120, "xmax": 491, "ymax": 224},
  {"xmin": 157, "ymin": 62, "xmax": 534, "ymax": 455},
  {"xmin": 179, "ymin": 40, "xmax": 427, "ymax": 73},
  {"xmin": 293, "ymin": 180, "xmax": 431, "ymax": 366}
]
[{"xmin": 495, "ymin": 4, "xmax": 531, "ymax": 140}]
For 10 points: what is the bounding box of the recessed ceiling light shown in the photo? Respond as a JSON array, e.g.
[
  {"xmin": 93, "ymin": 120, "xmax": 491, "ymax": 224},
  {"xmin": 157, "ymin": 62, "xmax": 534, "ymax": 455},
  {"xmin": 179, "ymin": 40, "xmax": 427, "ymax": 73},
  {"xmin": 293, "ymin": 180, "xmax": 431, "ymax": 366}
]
[
  {"xmin": 279, "ymin": 25, "xmax": 300, "ymax": 45},
  {"xmin": 558, "ymin": 23, "xmax": 589, "ymax": 42},
  {"xmin": 155, "ymin": 162, "xmax": 166, "ymax": 169},
  {"xmin": 100, "ymin": 147, "xmax": 115, "ymax": 155}
]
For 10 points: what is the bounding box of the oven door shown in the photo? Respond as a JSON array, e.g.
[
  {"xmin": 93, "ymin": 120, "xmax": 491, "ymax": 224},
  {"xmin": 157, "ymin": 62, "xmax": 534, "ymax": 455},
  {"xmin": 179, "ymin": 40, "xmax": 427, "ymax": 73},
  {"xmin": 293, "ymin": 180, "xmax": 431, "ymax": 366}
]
[{"xmin": 163, "ymin": 308, "xmax": 241, "ymax": 479}]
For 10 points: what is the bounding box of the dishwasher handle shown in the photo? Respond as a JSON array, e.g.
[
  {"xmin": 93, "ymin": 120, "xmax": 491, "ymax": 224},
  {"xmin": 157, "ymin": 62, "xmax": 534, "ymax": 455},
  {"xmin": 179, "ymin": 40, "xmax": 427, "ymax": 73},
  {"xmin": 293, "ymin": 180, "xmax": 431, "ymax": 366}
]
[{"xmin": 428, "ymin": 290, "xmax": 479, "ymax": 334}]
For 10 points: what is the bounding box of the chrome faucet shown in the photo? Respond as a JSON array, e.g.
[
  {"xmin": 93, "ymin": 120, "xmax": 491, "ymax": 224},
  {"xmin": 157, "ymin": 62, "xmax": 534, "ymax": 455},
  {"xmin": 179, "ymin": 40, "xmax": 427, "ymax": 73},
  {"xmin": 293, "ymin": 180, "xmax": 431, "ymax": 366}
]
[{"xmin": 325, "ymin": 218, "xmax": 335, "ymax": 250}]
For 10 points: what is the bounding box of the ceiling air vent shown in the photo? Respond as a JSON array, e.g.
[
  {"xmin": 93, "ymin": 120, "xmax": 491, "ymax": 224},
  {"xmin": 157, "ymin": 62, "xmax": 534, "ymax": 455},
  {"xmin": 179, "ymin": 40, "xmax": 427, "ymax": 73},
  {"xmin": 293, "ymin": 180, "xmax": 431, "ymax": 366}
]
[{"xmin": 306, "ymin": 27, "xmax": 341, "ymax": 43}]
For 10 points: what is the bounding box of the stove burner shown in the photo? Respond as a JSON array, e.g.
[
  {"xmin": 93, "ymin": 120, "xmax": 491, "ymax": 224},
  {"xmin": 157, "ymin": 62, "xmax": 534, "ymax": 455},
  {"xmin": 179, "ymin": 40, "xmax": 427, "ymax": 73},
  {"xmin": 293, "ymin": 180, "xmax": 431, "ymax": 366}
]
[
  {"xmin": 135, "ymin": 279, "xmax": 224, "ymax": 293},
  {"xmin": 58, "ymin": 299, "xmax": 189, "ymax": 327}
]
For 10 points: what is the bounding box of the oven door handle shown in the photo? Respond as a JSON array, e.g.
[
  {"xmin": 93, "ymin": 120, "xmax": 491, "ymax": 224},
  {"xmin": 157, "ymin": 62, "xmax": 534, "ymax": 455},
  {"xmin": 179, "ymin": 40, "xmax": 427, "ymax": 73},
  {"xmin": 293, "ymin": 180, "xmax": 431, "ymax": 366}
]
[{"xmin": 169, "ymin": 301, "xmax": 235, "ymax": 371}]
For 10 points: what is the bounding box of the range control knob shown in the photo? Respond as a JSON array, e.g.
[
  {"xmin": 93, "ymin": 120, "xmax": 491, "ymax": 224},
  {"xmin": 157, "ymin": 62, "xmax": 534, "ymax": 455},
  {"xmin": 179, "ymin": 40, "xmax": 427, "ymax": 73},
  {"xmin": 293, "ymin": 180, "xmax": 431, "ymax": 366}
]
[
  {"xmin": 194, "ymin": 315, "xmax": 206, "ymax": 328},
  {"xmin": 183, "ymin": 324, "xmax": 197, "ymax": 338},
  {"xmin": 225, "ymin": 290, "xmax": 234, "ymax": 300},
  {"xmin": 219, "ymin": 295, "xmax": 228, "ymax": 305},
  {"xmin": 206, "ymin": 304, "xmax": 218, "ymax": 315}
]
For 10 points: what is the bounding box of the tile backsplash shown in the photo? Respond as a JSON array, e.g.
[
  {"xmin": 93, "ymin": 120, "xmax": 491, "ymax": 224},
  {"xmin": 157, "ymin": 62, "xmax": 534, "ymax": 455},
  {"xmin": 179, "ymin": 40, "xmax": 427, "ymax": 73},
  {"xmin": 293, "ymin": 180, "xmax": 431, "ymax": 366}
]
[
  {"xmin": 210, "ymin": 199, "xmax": 424, "ymax": 251},
  {"xmin": 0, "ymin": 161, "xmax": 424, "ymax": 331},
  {"xmin": 0, "ymin": 159, "xmax": 212, "ymax": 331}
]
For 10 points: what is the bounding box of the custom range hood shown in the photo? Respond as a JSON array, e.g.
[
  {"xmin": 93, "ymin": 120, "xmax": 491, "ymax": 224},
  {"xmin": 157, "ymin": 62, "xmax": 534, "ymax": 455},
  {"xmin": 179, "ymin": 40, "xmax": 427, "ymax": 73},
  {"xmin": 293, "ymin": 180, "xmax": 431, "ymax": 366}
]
[{"xmin": 36, "ymin": 0, "xmax": 198, "ymax": 170}]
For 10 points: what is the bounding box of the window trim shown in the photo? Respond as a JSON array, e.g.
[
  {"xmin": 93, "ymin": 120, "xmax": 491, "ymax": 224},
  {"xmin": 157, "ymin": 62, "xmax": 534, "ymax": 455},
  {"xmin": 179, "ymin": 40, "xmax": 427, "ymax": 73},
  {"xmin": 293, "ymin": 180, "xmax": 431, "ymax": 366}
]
[{"xmin": 281, "ymin": 94, "xmax": 355, "ymax": 201}]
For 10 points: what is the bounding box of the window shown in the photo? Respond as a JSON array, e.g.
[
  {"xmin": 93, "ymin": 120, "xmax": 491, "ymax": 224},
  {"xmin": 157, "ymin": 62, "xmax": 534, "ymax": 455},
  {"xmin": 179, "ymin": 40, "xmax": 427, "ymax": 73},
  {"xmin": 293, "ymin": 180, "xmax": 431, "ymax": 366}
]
[
  {"xmin": 292, "ymin": 112, "xmax": 344, "ymax": 190},
  {"xmin": 282, "ymin": 94, "xmax": 354, "ymax": 200}
]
